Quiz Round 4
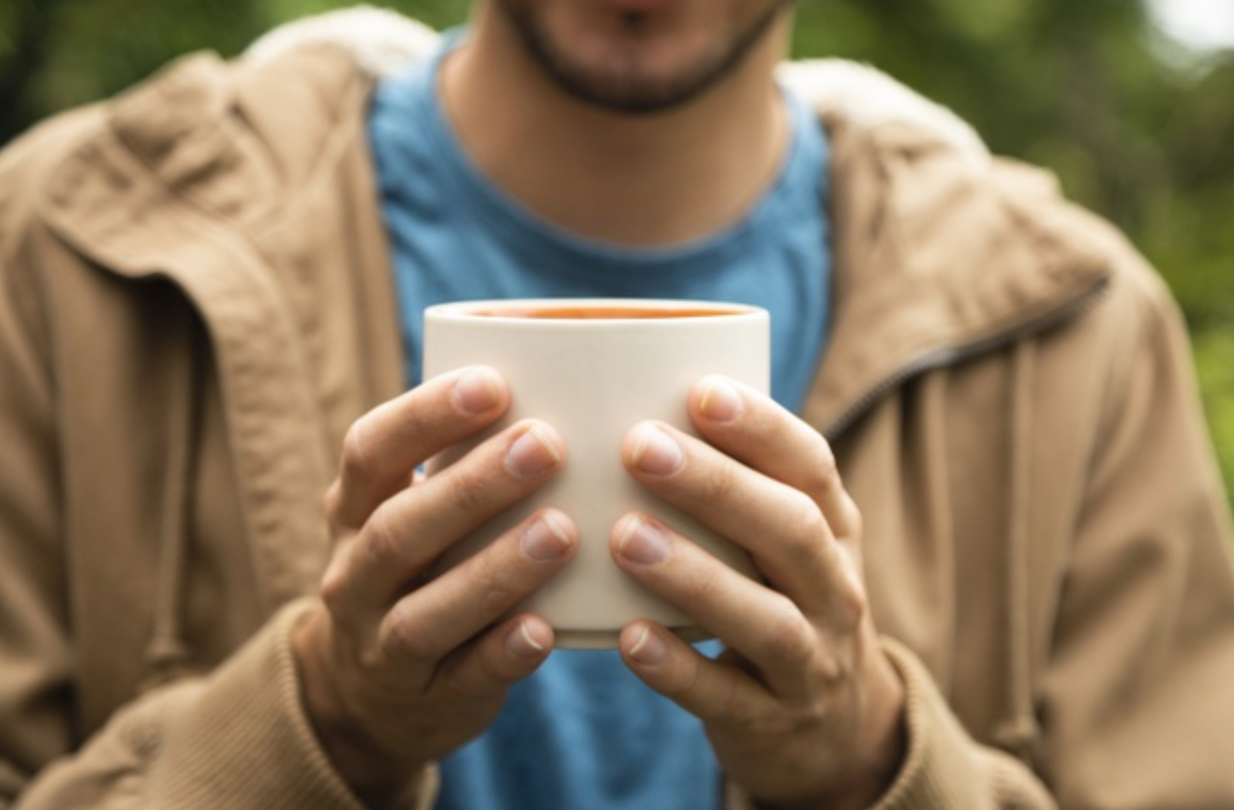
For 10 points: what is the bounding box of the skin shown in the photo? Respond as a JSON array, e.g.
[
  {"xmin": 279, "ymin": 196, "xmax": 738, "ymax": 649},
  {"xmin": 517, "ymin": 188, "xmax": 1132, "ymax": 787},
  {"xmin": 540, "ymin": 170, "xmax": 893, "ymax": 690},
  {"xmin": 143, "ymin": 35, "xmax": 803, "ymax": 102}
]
[
  {"xmin": 296, "ymin": 367, "xmax": 577, "ymax": 805},
  {"xmin": 438, "ymin": 0, "xmax": 795, "ymax": 245},
  {"xmin": 614, "ymin": 378, "xmax": 905, "ymax": 809},
  {"xmin": 293, "ymin": 0, "xmax": 907, "ymax": 807}
]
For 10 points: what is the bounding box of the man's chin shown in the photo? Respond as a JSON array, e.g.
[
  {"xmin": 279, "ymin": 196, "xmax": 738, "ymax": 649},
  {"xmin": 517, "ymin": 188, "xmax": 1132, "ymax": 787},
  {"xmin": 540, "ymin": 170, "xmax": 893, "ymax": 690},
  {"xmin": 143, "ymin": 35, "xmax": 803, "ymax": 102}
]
[
  {"xmin": 518, "ymin": 21, "xmax": 721, "ymax": 114},
  {"xmin": 493, "ymin": 0, "xmax": 790, "ymax": 116},
  {"xmin": 544, "ymin": 63, "xmax": 722, "ymax": 115}
]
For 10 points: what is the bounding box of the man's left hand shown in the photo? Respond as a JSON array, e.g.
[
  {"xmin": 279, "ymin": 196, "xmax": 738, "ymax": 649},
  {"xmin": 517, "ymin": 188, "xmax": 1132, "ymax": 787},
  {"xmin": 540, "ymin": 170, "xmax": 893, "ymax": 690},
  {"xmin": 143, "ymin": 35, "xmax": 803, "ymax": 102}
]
[{"xmin": 612, "ymin": 375, "xmax": 906, "ymax": 810}]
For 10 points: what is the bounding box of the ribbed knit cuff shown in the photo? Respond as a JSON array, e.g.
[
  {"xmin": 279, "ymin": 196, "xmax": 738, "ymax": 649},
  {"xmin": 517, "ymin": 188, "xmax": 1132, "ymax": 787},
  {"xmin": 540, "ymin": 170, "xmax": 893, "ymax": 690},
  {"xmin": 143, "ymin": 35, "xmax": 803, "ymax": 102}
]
[
  {"xmin": 864, "ymin": 638, "xmax": 1053, "ymax": 810},
  {"xmin": 725, "ymin": 637, "xmax": 1051, "ymax": 810},
  {"xmin": 148, "ymin": 598, "xmax": 438, "ymax": 809},
  {"xmin": 869, "ymin": 637, "xmax": 986, "ymax": 809}
]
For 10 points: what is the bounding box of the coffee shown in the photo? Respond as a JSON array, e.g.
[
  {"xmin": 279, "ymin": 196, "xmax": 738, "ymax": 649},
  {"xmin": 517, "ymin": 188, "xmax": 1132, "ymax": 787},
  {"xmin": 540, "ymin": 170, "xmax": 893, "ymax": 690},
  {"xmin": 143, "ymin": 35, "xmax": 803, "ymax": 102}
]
[{"xmin": 474, "ymin": 305, "xmax": 740, "ymax": 320}]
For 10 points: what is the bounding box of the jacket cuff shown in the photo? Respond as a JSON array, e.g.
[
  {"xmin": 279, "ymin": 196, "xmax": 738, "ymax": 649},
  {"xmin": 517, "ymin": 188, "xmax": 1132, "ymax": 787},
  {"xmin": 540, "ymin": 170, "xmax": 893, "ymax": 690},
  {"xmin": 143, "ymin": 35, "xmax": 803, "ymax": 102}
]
[
  {"xmin": 868, "ymin": 636, "xmax": 988, "ymax": 809},
  {"xmin": 872, "ymin": 638, "xmax": 1054, "ymax": 809},
  {"xmin": 725, "ymin": 638, "xmax": 1052, "ymax": 810},
  {"xmin": 150, "ymin": 598, "xmax": 439, "ymax": 809}
]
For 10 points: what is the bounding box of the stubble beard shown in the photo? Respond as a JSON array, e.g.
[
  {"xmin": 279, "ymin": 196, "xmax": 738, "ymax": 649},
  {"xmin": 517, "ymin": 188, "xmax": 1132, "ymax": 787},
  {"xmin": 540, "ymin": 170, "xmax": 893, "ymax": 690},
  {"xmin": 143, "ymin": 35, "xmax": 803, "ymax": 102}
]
[{"xmin": 492, "ymin": 1, "xmax": 793, "ymax": 114}]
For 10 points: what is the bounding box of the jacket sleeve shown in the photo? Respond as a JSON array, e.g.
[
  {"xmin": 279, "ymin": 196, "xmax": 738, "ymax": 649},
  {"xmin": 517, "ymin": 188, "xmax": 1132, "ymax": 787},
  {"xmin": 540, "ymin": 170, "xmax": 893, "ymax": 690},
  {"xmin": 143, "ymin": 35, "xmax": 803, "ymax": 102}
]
[
  {"xmin": 9, "ymin": 600, "xmax": 439, "ymax": 810},
  {"xmin": 729, "ymin": 267, "xmax": 1234, "ymax": 810},
  {"xmin": 873, "ymin": 275, "xmax": 1234, "ymax": 807},
  {"xmin": 0, "ymin": 220, "xmax": 73, "ymax": 806},
  {"xmin": 0, "ymin": 227, "xmax": 438, "ymax": 809},
  {"xmin": 1032, "ymin": 270, "xmax": 1234, "ymax": 808}
]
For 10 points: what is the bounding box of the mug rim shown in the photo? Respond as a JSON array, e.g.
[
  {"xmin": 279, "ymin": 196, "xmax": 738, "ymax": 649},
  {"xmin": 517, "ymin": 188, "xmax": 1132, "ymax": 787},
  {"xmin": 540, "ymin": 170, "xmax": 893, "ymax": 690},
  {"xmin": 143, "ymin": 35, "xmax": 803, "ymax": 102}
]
[{"xmin": 424, "ymin": 298, "xmax": 768, "ymax": 323}]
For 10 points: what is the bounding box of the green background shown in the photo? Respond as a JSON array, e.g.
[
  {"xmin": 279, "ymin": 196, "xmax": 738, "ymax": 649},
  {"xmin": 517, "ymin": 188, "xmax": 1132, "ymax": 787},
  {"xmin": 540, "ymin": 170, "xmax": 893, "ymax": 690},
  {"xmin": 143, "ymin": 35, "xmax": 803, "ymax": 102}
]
[{"xmin": 3, "ymin": 0, "xmax": 1233, "ymax": 502}]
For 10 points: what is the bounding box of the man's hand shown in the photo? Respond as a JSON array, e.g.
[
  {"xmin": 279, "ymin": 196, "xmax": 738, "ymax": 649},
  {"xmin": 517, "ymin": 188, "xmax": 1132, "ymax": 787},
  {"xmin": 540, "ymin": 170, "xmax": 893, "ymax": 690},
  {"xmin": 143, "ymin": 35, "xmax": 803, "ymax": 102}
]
[
  {"xmin": 612, "ymin": 375, "xmax": 906, "ymax": 810},
  {"xmin": 293, "ymin": 366, "xmax": 577, "ymax": 807}
]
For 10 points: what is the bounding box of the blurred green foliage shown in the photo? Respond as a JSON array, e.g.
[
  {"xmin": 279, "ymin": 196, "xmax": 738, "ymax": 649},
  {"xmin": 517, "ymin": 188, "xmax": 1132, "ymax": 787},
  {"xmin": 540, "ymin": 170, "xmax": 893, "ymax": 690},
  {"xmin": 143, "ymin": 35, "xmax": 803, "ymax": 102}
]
[{"xmin": 2, "ymin": 0, "xmax": 1232, "ymax": 498}]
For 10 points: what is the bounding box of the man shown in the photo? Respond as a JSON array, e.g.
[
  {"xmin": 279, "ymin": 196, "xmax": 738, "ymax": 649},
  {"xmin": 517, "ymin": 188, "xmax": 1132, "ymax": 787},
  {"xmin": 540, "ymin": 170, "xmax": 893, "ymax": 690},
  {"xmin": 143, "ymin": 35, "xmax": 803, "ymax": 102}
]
[{"xmin": 1, "ymin": 1, "xmax": 1232, "ymax": 808}]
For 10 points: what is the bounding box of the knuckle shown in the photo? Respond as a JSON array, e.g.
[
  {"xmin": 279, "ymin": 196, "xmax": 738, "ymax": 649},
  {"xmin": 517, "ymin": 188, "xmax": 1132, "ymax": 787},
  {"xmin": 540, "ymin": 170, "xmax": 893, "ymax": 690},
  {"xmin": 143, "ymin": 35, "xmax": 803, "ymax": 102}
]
[
  {"xmin": 360, "ymin": 503, "xmax": 407, "ymax": 572},
  {"xmin": 811, "ymin": 647, "xmax": 852, "ymax": 690},
  {"xmin": 325, "ymin": 468, "xmax": 370, "ymax": 536},
  {"xmin": 669, "ymin": 656, "xmax": 708, "ymax": 704},
  {"xmin": 700, "ymin": 460, "xmax": 741, "ymax": 508},
  {"xmin": 322, "ymin": 481, "xmax": 345, "ymax": 526},
  {"xmin": 381, "ymin": 604, "xmax": 436, "ymax": 664},
  {"xmin": 841, "ymin": 496, "xmax": 864, "ymax": 539},
  {"xmin": 712, "ymin": 681, "xmax": 768, "ymax": 735},
  {"xmin": 781, "ymin": 491, "xmax": 829, "ymax": 555},
  {"xmin": 339, "ymin": 418, "xmax": 380, "ymax": 482},
  {"xmin": 469, "ymin": 551, "xmax": 522, "ymax": 620},
  {"xmin": 713, "ymin": 677, "xmax": 751, "ymax": 726},
  {"xmin": 682, "ymin": 553, "xmax": 725, "ymax": 605},
  {"xmin": 474, "ymin": 643, "xmax": 521, "ymax": 690},
  {"xmin": 833, "ymin": 572, "xmax": 870, "ymax": 630},
  {"xmin": 757, "ymin": 595, "xmax": 815, "ymax": 668},
  {"xmin": 444, "ymin": 463, "xmax": 502, "ymax": 521},
  {"xmin": 803, "ymin": 441, "xmax": 840, "ymax": 497},
  {"xmin": 444, "ymin": 657, "xmax": 511, "ymax": 705},
  {"xmin": 319, "ymin": 564, "xmax": 351, "ymax": 618}
]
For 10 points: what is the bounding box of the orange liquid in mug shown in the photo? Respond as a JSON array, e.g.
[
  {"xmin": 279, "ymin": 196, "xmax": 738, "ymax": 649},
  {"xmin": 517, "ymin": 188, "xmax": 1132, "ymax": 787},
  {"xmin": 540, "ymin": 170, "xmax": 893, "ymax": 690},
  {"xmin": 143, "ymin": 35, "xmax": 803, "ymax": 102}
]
[{"xmin": 474, "ymin": 305, "xmax": 740, "ymax": 319}]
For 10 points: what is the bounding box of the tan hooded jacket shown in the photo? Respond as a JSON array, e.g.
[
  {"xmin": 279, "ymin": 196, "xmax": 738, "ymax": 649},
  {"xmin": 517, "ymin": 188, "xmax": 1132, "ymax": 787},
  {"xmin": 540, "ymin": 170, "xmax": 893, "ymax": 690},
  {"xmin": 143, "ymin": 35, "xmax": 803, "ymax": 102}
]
[{"xmin": 1, "ymin": 9, "xmax": 1232, "ymax": 810}]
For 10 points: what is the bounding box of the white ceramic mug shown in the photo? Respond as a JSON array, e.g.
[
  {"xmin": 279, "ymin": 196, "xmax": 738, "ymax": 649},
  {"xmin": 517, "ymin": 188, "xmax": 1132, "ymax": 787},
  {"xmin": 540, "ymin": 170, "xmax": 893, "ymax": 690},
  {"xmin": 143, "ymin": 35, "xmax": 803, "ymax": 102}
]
[{"xmin": 423, "ymin": 298, "xmax": 770, "ymax": 648}]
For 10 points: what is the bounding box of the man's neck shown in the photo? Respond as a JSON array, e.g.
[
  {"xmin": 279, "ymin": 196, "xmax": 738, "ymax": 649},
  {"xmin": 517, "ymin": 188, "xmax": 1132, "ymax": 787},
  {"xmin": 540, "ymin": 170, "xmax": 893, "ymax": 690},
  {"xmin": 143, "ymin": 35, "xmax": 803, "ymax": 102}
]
[{"xmin": 439, "ymin": 8, "xmax": 792, "ymax": 248}]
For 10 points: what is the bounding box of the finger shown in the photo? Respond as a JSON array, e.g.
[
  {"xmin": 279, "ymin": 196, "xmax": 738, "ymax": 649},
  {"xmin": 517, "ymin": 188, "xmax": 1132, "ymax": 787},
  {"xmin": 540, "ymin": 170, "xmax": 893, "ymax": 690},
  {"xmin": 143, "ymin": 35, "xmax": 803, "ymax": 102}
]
[
  {"xmin": 622, "ymin": 421, "xmax": 850, "ymax": 615},
  {"xmin": 438, "ymin": 613, "xmax": 557, "ymax": 700},
  {"xmin": 618, "ymin": 621, "xmax": 772, "ymax": 724},
  {"xmin": 378, "ymin": 509, "xmax": 577, "ymax": 664},
  {"xmin": 612, "ymin": 513, "xmax": 829, "ymax": 697},
  {"xmin": 328, "ymin": 420, "xmax": 565, "ymax": 614},
  {"xmin": 329, "ymin": 366, "xmax": 510, "ymax": 531},
  {"xmin": 690, "ymin": 375, "xmax": 860, "ymax": 540}
]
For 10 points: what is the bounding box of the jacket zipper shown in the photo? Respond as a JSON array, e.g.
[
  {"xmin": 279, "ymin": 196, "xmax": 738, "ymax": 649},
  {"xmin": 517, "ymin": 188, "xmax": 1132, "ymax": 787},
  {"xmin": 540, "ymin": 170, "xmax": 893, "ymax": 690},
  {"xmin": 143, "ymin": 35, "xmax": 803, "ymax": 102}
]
[{"xmin": 823, "ymin": 276, "xmax": 1111, "ymax": 441}]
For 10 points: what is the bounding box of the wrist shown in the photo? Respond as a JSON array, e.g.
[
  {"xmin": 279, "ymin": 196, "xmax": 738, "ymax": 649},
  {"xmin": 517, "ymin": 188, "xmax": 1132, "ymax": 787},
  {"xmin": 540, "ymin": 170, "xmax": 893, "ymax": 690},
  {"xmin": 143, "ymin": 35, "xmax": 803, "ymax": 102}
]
[
  {"xmin": 832, "ymin": 653, "xmax": 909, "ymax": 810},
  {"xmin": 832, "ymin": 654, "xmax": 908, "ymax": 810},
  {"xmin": 757, "ymin": 653, "xmax": 907, "ymax": 810},
  {"xmin": 292, "ymin": 609, "xmax": 426, "ymax": 808}
]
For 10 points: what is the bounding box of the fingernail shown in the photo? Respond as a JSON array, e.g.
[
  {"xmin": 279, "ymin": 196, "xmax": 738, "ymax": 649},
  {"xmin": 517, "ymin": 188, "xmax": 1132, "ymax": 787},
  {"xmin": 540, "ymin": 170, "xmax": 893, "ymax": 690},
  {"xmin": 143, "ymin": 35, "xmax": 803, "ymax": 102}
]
[
  {"xmin": 521, "ymin": 512, "xmax": 571, "ymax": 562},
  {"xmin": 618, "ymin": 515, "xmax": 669, "ymax": 566},
  {"xmin": 698, "ymin": 376, "xmax": 744, "ymax": 422},
  {"xmin": 629, "ymin": 423, "xmax": 683, "ymax": 476},
  {"xmin": 507, "ymin": 620, "xmax": 549, "ymax": 659},
  {"xmin": 506, "ymin": 424, "xmax": 562, "ymax": 478},
  {"xmin": 452, "ymin": 367, "xmax": 501, "ymax": 415},
  {"xmin": 628, "ymin": 626, "xmax": 667, "ymax": 666}
]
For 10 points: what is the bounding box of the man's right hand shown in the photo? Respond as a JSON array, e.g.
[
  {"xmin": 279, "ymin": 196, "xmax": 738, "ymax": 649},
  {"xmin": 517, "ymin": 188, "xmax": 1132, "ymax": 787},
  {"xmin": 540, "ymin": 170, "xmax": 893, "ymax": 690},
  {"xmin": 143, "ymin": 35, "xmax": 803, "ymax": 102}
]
[{"xmin": 292, "ymin": 365, "xmax": 575, "ymax": 807}]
